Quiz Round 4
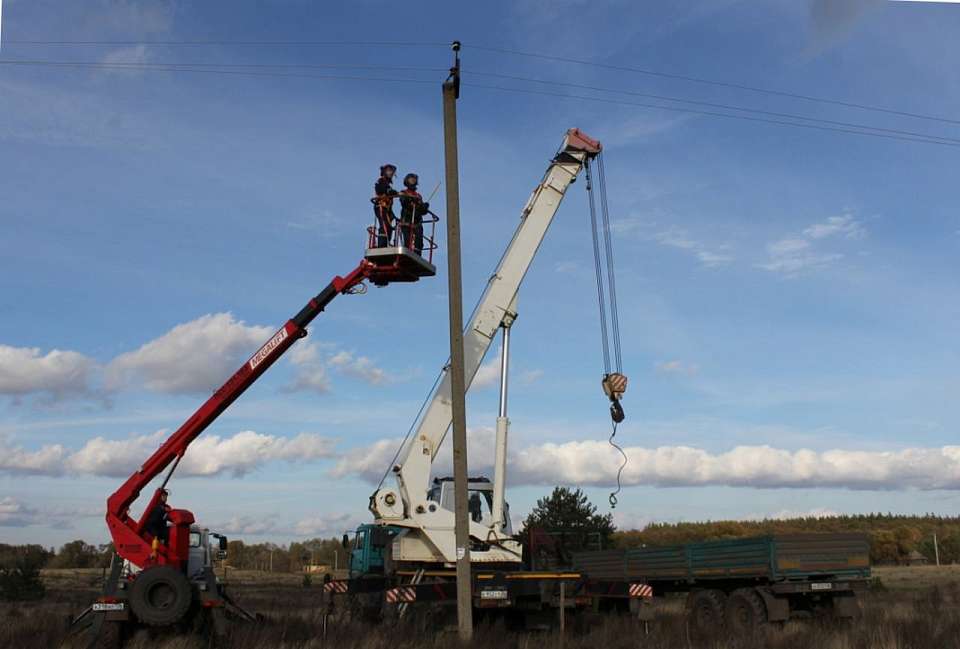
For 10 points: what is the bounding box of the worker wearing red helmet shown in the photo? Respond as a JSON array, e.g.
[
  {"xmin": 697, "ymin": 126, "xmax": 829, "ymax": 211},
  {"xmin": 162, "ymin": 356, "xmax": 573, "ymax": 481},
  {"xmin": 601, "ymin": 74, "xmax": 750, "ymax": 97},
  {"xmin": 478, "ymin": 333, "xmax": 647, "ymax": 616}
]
[
  {"xmin": 372, "ymin": 164, "xmax": 399, "ymax": 247},
  {"xmin": 398, "ymin": 172, "xmax": 430, "ymax": 255}
]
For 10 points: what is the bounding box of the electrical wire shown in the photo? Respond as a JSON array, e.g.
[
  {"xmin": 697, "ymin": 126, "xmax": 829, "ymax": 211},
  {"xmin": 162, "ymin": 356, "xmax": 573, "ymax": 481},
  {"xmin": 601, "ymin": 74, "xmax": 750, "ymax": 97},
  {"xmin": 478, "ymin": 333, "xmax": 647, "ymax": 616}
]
[
  {"xmin": 465, "ymin": 71, "xmax": 960, "ymax": 146},
  {"xmin": 4, "ymin": 39, "xmax": 450, "ymax": 47},
  {"xmin": 462, "ymin": 82, "xmax": 960, "ymax": 148},
  {"xmin": 0, "ymin": 59, "xmax": 446, "ymax": 73},
  {"xmin": 0, "ymin": 59, "xmax": 440, "ymax": 85},
  {"xmin": 464, "ymin": 44, "xmax": 960, "ymax": 126}
]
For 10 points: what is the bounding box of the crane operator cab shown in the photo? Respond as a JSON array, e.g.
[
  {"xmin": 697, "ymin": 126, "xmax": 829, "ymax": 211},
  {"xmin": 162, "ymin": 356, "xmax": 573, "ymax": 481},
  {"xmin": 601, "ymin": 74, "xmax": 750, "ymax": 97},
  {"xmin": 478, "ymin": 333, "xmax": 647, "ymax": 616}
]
[
  {"xmin": 427, "ymin": 476, "xmax": 512, "ymax": 531},
  {"xmin": 364, "ymin": 173, "xmax": 438, "ymax": 286}
]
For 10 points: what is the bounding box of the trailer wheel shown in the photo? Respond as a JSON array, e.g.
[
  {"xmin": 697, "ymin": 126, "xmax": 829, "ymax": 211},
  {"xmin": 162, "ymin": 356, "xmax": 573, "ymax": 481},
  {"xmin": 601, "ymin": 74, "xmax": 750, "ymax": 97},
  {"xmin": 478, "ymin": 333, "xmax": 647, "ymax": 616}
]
[
  {"xmin": 725, "ymin": 588, "xmax": 766, "ymax": 634},
  {"xmin": 688, "ymin": 589, "xmax": 726, "ymax": 637},
  {"xmin": 129, "ymin": 566, "xmax": 193, "ymax": 627}
]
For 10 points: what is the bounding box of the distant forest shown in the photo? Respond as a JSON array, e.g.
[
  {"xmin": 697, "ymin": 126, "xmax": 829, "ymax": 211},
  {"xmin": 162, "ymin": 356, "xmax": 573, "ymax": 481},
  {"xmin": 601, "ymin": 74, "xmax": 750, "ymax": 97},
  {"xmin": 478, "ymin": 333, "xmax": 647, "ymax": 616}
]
[
  {"xmin": 4, "ymin": 514, "xmax": 959, "ymax": 574},
  {"xmin": 613, "ymin": 514, "xmax": 960, "ymax": 564}
]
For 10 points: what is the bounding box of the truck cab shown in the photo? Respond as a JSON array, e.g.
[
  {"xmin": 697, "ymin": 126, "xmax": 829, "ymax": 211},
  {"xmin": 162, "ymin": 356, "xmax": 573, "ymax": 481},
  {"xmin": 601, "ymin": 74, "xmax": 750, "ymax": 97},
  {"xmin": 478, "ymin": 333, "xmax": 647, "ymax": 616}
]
[
  {"xmin": 348, "ymin": 524, "xmax": 402, "ymax": 577},
  {"xmin": 186, "ymin": 527, "xmax": 228, "ymax": 581}
]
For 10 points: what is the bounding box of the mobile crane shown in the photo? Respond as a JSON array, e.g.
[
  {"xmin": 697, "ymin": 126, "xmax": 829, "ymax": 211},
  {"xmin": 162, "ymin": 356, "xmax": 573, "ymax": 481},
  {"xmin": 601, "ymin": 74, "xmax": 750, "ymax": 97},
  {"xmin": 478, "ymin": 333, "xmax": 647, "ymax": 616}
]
[
  {"xmin": 72, "ymin": 217, "xmax": 438, "ymax": 646},
  {"xmin": 326, "ymin": 129, "xmax": 632, "ymax": 626}
]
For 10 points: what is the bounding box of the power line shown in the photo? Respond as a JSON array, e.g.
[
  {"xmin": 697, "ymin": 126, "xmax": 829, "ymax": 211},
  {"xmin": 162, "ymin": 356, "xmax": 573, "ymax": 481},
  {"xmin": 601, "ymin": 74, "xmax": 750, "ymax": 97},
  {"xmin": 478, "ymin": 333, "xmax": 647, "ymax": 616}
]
[
  {"xmin": 0, "ymin": 59, "xmax": 439, "ymax": 84},
  {"xmin": 462, "ymin": 82, "xmax": 960, "ymax": 148},
  {"xmin": 465, "ymin": 71, "xmax": 960, "ymax": 145},
  {"xmin": 0, "ymin": 59, "xmax": 445, "ymax": 73},
  {"xmin": 4, "ymin": 39, "xmax": 449, "ymax": 47},
  {"xmin": 465, "ymin": 44, "xmax": 960, "ymax": 127}
]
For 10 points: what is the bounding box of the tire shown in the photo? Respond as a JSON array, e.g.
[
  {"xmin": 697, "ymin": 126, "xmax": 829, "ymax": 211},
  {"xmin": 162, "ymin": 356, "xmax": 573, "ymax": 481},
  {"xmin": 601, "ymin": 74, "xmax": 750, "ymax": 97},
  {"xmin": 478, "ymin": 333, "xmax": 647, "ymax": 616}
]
[
  {"xmin": 725, "ymin": 588, "xmax": 767, "ymax": 635},
  {"xmin": 688, "ymin": 589, "xmax": 726, "ymax": 638},
  {"xmin": 129, "ymin": 566, "xmax": 193, "ymax": 627}
]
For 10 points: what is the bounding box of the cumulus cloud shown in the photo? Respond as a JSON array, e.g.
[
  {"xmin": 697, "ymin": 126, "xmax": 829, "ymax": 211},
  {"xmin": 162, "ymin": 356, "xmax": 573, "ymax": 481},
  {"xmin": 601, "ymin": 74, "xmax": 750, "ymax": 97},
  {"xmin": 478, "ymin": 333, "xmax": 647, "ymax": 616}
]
[
  {"xmin": 105, "ymin": 313, "xmax": 273, "ymax": 394},
  {"xmin": 655, "ymin": 360, "xmax": 700, "ymax": 377},
  {"xmin": 651, "ymin": 228, "xmax": 734, "ymax": 268},
  {"xmin": 1, "ymin": 430, "xmax": 335, "ymax": 479},
  {"xmin": 759, "ymin": 213, "xmax": 864, "ymax": 276},
  {"xmin": 0, "ymin": 496, "xmax": 90, "ymax": 528},
  {"xmin": 333, "ymin": 435, "xmax": 960, "ymax": 492},
  {"xmin": 286, "ymin": 342, "xmax": 332, "ymax": 394},
  {"xmin": 0, "ymin": 345, "xmax": 97, "ymax": 401},
  {"xmin": 211, "ymin": 511, "xmax": 359, "ymax": 538},
  {"xmin": 328, "ymin": 351, "xmax": 388, "ymax": 385}
]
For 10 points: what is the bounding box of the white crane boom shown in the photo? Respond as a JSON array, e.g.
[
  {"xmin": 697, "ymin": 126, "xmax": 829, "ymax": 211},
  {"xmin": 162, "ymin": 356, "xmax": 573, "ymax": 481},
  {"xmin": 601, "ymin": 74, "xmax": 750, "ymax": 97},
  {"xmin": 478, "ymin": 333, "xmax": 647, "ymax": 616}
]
[{"xmin": 370, "ymin": 129, "xmax": 602, "ymax": 566}]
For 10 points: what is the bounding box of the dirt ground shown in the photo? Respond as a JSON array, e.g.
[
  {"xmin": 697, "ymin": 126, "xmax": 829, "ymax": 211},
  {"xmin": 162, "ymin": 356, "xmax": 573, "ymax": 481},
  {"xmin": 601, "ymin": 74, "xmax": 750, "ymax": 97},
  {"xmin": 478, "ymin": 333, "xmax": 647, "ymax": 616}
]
[{"xmin": 2, "ymin": 566, "xmax": 958, "ymax": 649}]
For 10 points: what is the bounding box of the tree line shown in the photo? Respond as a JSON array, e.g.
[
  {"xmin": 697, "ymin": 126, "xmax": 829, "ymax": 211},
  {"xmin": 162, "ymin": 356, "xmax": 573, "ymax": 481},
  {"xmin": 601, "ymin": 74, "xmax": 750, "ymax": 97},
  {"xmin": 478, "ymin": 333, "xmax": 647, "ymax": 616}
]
[{"xmin": 613, "ymin": 513, "xmax": 960, "ymax": 564}]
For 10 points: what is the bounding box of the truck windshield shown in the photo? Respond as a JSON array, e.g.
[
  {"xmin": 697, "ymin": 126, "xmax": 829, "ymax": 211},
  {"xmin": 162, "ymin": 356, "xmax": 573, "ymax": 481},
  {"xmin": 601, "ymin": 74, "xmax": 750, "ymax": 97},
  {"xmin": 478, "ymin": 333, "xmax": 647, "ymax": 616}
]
[{"xmin": 189, "ymin": 532, "xmax": 202, "ymax": 548}]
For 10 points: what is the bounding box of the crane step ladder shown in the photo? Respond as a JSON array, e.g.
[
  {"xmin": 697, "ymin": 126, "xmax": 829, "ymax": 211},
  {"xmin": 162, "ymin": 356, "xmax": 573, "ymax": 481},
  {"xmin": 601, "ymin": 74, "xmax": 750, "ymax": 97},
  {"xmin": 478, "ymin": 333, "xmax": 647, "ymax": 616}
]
[{"xmin": 365, "ymin": 212, "xmax": 438, "ymax": 286}]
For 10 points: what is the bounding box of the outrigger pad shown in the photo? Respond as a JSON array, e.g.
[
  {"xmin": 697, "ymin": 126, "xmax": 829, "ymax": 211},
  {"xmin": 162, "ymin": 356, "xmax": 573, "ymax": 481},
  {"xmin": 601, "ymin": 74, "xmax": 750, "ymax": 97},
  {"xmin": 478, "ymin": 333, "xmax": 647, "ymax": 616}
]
[{"xmin": 364, "ymin": 246, "xmax": 437, "ymax": 286}]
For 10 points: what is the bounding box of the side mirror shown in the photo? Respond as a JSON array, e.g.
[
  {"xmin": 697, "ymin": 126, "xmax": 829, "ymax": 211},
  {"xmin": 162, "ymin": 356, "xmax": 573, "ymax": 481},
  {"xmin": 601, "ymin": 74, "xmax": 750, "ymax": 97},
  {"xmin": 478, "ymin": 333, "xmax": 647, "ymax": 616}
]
[
  {"xmin": 219, "ymin": 536, "xmax": 228, "ymax": 552},
  {"xmin": 342, "ymin": 533, "xmax": 350, "ymax": 550}
]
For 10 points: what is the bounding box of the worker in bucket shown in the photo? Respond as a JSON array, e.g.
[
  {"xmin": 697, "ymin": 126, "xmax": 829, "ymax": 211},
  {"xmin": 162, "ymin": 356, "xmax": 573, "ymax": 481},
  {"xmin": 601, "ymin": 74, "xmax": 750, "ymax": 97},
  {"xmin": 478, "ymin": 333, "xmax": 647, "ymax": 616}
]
[
  {"xmin": 398, "ymin": 172, "xmax": 430, "ymax": 255},
  {"xmin": 372, "ymin": 163, "xmax": 399, "ymax": 247},
  {"xmin": 144, "ymin": 489, "xmax": 171, "ymax": 546}
]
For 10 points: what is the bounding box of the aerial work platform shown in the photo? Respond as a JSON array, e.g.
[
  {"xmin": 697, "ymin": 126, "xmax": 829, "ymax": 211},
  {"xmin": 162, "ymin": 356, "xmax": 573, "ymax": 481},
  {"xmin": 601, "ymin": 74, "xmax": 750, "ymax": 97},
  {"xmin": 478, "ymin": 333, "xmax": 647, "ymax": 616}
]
[{"xmin": 365, "ymin": 212, "xmax": 439, "ymax": 286}]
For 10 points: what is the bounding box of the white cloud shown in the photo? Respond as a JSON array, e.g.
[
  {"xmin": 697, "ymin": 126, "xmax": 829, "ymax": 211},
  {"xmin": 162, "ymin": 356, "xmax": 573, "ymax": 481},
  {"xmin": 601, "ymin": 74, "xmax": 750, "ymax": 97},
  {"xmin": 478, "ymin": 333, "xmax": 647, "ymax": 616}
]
[
  {"xmin": 0, "ymin": 496, "xmax": 88, "ymax": 528},
  {"xmin": 750, "ymin": 507, "xmax": 841, "ymax": 521},
  {"xmin": 99, "ymin": 44, "xmax": 150, "ymax": 76},
  {"xmin": 286, "ymin": 342, "xmax": 332, "ymax": 394},
  {"xmin": 0, "ymin": 436, "xmax": 67, "ymax": 475},
  {"xmin": 655, "ymin": 360, "xmax": 700, "ymax": 377},
  {"xmin": 472, "ymin": 355, "xmax": 501, "ymax": 389},
  {"xmin": 294, "ymin": 512, "xmax": 359, "ymax": 537},
  {"xmin": 1, "ymin": 430, "xmax": 335, "ymax": 479},
  {"xmin": 652, "ymin": 228, "xmax": 735, "ymax": 267},
  {"xmin": 0, "ymin": 345, "xmax": 97, "ymax": 400},
  {"xmin": 105, "ymin": 313, "xmax": 273, "ymax": 394},
  {"xmin": 328, "ymin": 350, "xmax": 388, "ymax": 385},
  {"xmin": 759, "ymin": 213, "xmax": 865, "ymax": 276},
  {"xmin": 803, "ymin": 215, "xmax": 865, "ymax": 240},
  {"xmin": 334, "ymin": 436, "xmax": 960, "ymax": 492}
]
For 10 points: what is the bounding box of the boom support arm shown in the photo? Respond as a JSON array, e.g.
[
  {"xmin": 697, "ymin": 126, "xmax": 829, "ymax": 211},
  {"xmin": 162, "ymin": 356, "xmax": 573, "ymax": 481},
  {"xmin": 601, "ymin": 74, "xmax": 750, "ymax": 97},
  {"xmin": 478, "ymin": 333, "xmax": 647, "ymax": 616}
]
[
  {"xmin": 107, "ymin": 261, "xmax": 374, "ymax": 569},
  {"xmin": 371, "ymin": 129, "xmax": 601, "ymax": 528}
]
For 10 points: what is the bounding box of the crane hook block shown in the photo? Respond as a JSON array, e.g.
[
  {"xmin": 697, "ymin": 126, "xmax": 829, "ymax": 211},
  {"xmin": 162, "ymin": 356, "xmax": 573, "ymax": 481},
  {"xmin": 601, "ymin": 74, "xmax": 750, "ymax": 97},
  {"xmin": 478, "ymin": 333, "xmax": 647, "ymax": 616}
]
[
  {"xmin": 602, "ymin": 373, "xmax": 627, "ymax": 423},
  {"xmin": 602, "ymin": 373, "xmax": 628, "ymax": 401}
]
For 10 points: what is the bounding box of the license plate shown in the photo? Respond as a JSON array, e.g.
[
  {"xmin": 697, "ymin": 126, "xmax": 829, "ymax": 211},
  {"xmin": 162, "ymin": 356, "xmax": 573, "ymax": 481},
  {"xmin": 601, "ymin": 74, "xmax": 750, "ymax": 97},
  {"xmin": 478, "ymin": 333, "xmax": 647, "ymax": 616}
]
[
  {"xmin": 480, "ymin": 589, "xmax": 508, "ymax": 600},
  {"xmin": 93, "ymin": 602, "xmax": 125, "ymax": 612},
  {"xmin": 810, "ymin": 582, "xmax": 833, "ymax": 591}
]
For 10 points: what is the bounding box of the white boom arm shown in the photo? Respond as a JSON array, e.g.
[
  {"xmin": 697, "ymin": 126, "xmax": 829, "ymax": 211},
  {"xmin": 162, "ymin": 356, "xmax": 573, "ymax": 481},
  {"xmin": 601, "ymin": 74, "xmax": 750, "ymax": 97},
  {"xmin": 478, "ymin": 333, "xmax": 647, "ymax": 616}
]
[{"xmin": 370, "ymin": 129, "xmax": 602, "ymax": 564}]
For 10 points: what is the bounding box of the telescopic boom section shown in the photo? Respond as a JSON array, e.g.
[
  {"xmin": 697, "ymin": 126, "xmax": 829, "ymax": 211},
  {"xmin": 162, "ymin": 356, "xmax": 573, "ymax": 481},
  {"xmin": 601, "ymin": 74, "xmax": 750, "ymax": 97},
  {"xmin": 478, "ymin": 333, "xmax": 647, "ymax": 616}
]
[{"xmin": 107, "ymin": 261, "xmax": 374, "ymax": 569}]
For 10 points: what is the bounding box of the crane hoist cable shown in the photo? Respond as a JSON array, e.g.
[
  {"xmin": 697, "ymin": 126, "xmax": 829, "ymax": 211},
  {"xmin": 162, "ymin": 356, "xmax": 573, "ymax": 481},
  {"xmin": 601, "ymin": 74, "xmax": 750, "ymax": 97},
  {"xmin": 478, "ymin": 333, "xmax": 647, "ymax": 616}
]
[{"xmin": 585, "ymin": 156, "xmax": 628, "ymax": 508}]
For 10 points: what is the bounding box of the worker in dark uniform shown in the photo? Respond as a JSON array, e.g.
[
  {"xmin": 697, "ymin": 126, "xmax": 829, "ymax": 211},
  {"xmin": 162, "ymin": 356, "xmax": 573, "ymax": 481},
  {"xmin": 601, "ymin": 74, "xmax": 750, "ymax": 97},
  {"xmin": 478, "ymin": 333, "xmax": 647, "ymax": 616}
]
[
  {"xmin": 398, "ymin": 173, "xmax": 430, "ymax": 255},
  {"xmin": 144, "ymin": 489, "xmax": 171, "ymax": 545},
  {"xmin": 372, "ymin": 164, "xmax": 398, "ymax": 247}
]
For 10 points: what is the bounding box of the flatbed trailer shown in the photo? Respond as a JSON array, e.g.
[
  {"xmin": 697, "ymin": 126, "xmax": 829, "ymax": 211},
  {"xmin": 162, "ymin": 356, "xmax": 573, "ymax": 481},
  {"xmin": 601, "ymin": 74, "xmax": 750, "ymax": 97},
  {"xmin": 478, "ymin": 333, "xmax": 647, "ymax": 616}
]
[{"xmin": 572, "ymin": 533, "xmax": 871, "ymax": 634}]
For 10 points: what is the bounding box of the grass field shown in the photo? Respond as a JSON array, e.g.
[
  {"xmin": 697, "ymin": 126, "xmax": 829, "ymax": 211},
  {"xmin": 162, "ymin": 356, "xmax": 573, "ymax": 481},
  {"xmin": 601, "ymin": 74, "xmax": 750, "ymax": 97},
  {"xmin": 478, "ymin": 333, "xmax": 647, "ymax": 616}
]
[{"xmin": 2, "ymin": 566, "xmax": 958, "ymax": 649}]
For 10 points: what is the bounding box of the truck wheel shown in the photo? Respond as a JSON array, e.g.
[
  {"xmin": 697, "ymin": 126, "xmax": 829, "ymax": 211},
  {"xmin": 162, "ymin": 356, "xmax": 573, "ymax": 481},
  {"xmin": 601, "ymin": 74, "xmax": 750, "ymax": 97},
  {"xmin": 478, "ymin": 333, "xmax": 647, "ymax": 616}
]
[
  {"xmin": 725, "ymin": 588, "xmax": 766, "ymax": 634},
  {"xmin": 688, "ymin": 589, "xmax": 726, "ymax": 637},
  {"xmin": 129, "ymin": 566, "xmax": 193, "ymax": 627}
]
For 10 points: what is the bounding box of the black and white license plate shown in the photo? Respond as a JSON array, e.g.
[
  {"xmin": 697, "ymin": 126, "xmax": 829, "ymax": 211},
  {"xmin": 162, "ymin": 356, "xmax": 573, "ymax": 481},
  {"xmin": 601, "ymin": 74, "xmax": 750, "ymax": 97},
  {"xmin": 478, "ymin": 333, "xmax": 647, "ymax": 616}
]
[
  {"xmin": 810, "ymin": 582, "xmax": 833, "ymax": 591},
  {"xmin": 93, "ymin": 602, "xmax": 125, "ymax": 612},
  {"xmin": 480, "ymin": 589, "xmax": 508, "ymax": 600}
]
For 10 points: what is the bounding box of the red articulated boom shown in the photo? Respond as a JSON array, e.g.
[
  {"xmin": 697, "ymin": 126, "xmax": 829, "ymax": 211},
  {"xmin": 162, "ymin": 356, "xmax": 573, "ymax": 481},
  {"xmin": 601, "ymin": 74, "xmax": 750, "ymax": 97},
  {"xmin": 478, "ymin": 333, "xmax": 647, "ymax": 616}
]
[
  {"xmin": 106, "ymin": 261, "xmax": 373, "ymax": 569},
  {"xmin": 107, "ymin": 242, "xmax": 436, "ymax": 571},
  {"xmin": 71, "ymin": 227, "xmax": 436, "ymax": 646}
]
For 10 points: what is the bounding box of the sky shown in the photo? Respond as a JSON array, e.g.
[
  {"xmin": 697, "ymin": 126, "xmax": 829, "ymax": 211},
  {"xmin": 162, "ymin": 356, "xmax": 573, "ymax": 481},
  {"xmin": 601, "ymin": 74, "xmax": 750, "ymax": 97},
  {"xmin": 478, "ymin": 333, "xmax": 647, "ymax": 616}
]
[{"xmin": 1, "ymin": 0, "xmax": 959, "ymax": 548}]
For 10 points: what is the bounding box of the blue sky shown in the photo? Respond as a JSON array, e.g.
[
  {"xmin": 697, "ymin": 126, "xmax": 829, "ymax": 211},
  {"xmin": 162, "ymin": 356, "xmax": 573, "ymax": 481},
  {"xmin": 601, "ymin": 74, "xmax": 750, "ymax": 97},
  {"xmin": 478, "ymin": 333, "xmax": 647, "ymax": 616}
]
[{"xmin": 1, "ymin": 0, "xmax": 959, "ymax": 546}]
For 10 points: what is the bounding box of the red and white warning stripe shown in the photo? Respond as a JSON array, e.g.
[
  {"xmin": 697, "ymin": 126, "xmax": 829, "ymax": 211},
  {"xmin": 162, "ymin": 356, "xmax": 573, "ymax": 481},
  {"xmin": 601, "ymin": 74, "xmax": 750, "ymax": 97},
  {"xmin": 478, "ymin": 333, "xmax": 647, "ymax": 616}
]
[
  {"xmin": 386, "ymin": 586, "xmax": 417, "ymax": 603},
  {"xmin": 629, "ymin": 583, "xmax": 653, "ymax": 599},
  {"xmin": 323, "ymin": 581, "xmax": 348, "ymax": 594}
]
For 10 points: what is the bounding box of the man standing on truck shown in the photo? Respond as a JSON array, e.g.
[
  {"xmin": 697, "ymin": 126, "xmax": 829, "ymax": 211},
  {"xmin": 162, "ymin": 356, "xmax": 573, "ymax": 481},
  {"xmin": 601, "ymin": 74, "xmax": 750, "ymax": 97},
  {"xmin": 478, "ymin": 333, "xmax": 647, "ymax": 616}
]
[
  {"xmin": 144, "ymin": 489, "xmax": 171, "ymax": 545},
  {"xmin": 398, "ymin": 172, "xmax": 430, "ymax": 255},
  {"xmin": 372, "ymin": 164, "xmax": 398, "ymax": 247}
]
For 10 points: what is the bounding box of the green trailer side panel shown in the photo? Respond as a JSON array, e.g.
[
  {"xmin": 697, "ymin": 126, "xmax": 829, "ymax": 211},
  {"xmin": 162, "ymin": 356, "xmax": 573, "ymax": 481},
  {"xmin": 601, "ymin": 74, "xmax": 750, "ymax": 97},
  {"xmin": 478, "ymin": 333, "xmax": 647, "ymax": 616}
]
[{"xmin": 573, "ymin": 533, "xmax": 870, "ymax": 584}]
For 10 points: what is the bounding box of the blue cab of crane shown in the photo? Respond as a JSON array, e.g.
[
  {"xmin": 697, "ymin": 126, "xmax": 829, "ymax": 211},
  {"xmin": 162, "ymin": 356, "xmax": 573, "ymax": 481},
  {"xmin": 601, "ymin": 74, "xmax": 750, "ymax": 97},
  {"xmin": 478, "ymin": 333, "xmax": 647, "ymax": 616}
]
[{"xmin": 344, "ymin": 523, "xmax": 403, "ymax": 577}]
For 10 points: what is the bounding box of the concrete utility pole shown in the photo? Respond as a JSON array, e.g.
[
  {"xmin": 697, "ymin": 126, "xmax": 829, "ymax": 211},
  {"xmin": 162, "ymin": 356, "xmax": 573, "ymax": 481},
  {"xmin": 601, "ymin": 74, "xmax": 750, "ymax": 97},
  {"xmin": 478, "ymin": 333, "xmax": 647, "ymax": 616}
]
[
  {"xmin": 442, "ymin": 40, "xmax": 473, "ymax": 641},
  {"xmin": 934, "ymin": 532, "xmax": 941, "ymax": 567}
]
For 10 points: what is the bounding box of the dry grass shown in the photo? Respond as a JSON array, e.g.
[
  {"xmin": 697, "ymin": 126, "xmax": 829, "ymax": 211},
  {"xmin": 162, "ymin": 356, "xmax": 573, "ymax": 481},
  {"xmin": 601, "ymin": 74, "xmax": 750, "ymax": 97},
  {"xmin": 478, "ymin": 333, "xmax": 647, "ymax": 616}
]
[{"xmin": 2, "ymin": 567, "xmax": 956, "ymax": 649}]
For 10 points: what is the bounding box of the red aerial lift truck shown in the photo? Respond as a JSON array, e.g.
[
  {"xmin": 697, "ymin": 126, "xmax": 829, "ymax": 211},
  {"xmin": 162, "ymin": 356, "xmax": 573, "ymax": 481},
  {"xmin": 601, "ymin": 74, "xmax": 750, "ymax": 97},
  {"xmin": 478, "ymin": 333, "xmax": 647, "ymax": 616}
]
[{"xmin": 72, "ymin": 218, "xmax": 438, "ymax": 647}]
